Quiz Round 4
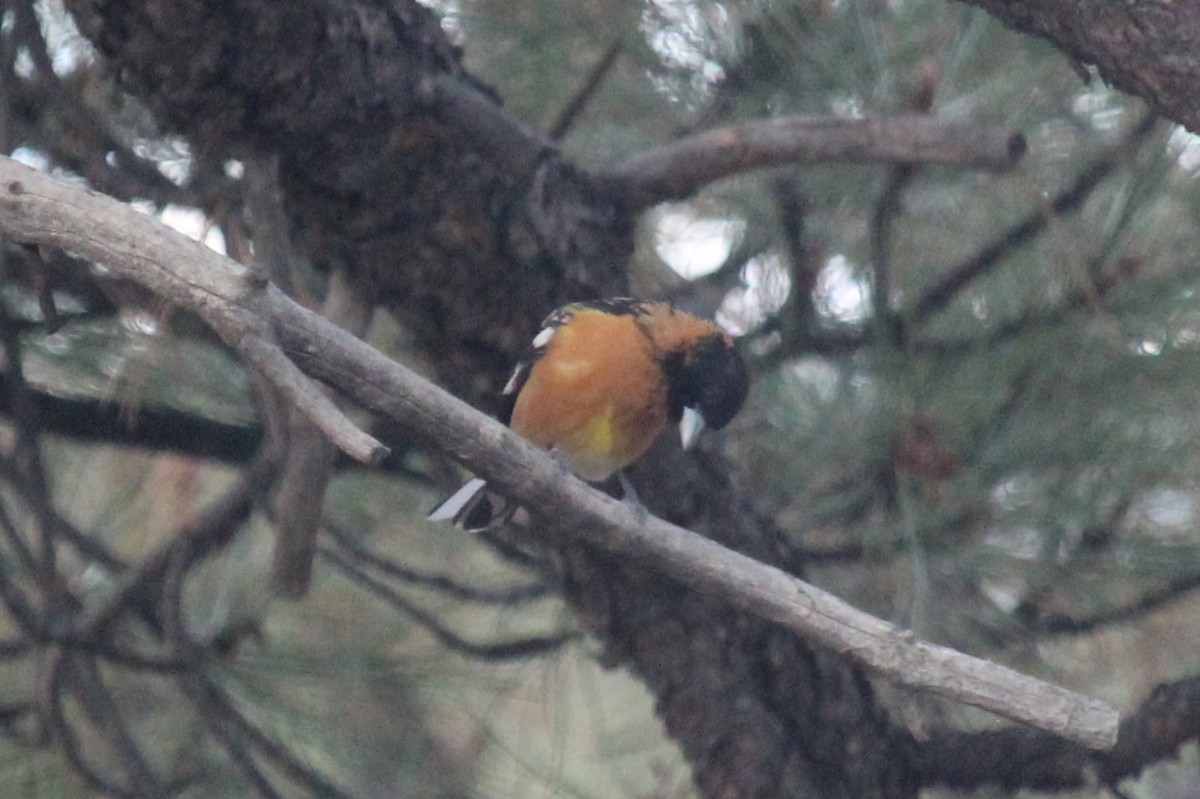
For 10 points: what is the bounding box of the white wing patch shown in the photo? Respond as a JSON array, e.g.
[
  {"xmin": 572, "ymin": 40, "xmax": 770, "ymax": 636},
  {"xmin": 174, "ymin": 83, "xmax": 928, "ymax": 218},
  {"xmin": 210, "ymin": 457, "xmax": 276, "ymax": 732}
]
[
  {"xmin": 502, "ymin": 363, "xmax": 527, "ymax": 396},
  {"xmin": 505, "ymin": 320, "xmax": 559, "ymax": 396},
  {"xmin": 531, "ymin": 325, "xmax": 556, "ymax": 349}
]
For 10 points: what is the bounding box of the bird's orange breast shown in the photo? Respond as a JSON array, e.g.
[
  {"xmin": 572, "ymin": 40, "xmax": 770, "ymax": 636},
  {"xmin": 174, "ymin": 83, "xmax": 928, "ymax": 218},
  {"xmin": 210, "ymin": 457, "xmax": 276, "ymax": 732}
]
[{"xmin": 508, "ymin": 309, "xmax": 667, "ymax": 482}]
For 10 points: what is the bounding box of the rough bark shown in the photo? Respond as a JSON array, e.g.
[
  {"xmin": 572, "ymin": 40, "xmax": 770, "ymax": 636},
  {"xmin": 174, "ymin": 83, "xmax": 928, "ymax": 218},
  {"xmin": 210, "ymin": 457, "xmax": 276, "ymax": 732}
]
[
  {"xmin": 65, "ymin": 0, "xmax": 631, "ymax": 404},
  {"xmin": 50, "ymin": 0, "xmax": 1187, "ymax": 796},
  {"xmin": 561, "ymin": 445, "xmax": 919, "ymax": 798},
  {"xmin": 959, "ymin": 0, "xmax": 1200, "ymax": 132},
  {"xmin": 56, "ymin": 1, "xmax": 915, "ymax": 795}
]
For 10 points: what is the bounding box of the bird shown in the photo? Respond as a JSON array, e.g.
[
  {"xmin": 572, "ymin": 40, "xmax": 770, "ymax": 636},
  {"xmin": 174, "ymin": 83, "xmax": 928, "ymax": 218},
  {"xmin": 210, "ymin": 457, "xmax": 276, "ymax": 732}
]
[{"xmin": 427, "ymin": 298, "xmax": 749, "ymax": 530}]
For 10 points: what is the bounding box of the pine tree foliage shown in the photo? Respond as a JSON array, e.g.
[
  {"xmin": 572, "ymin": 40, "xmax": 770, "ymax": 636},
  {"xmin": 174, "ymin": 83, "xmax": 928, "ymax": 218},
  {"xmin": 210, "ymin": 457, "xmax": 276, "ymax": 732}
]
[{"xmin": 0, "ymin": 0, "xmax": 1199, "ymax": 797}]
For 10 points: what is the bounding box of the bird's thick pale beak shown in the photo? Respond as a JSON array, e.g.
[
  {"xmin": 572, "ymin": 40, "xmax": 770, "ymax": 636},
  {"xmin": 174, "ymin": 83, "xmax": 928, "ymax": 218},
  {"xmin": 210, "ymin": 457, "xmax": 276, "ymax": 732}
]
[{"xmin": 680, "ymin": 407, "xmax": 705, "ymax": 449}]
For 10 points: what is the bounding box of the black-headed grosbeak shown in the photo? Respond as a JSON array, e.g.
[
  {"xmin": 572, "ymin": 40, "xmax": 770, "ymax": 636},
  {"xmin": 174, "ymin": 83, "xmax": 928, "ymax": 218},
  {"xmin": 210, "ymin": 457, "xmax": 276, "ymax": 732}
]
[{"xmin": 428, "ymin": 298, "xmax": 749, "ymax": 529}]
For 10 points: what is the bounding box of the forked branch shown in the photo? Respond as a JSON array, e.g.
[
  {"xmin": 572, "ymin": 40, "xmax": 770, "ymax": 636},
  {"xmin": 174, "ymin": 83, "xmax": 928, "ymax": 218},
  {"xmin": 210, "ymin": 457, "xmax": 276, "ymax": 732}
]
[{"xmin": 0, "ymin": 154, "xmax": 1117, "ymax": 750}]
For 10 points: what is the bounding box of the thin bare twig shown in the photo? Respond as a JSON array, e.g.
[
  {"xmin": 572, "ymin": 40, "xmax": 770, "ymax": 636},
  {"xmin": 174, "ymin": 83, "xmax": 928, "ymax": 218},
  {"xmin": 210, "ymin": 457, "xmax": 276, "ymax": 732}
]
[
  {"xmin": 475, "ymin": 528, "xmax": 555, "ymax": 572},
  {"xmin": 322, "ymin": 546, "xmax": 577, "ymax": 660},
  {"xmin": 70, "ymin": 656, "xmax": 168, "ymax": 794},
  {"xmin": 323, "ymin": 522, "xmax": 553, "ymax": 605},
  {"xmin": 239, "ymin": 335, "xmax": 386, "ymax": 467},
  {"xmin": 1023, "ymin": 569, "xmax": 1200, "ymax": 635},
  {"xmin": 180, "ymin": 673, "xmax": 356, "ymax": 799},
  {"xmin": 911, "ymin": 113, "xmax": 1158, "ymax": 322},
  {"xmin": 0, "ymin": 466, "xmax": 126, "ymax": 571},
  {"xmin": 69, "ymin": 447, "xmax": 280, "ymax": 640},
  {"xmin": 11, "ymin": 0, "xmax": 199, "ymax": 206},
  {"xmin": 0, "ymin": 497, "xmax": 183, "ymax": 671},
  {"xmin": 198, "ymin": 707, "xmax": 288, "ymax": 799},
  {"xmin": 871, "ymin": 163, "xmax": 917, "ymax": 348},
  {"xmin": 0, "ymin": 276, "xmax": 62, "ymax": 579},
  {"xmin": 548, "ymin": 40, "xmax": 623, "ymax": 140},
  {"xmin": 39, "ymin": 649, "xmax": 143, "ymax": 798},
  {"xmin": 0, "ymin": 483, "xmax": 41, "ymax": 578}
]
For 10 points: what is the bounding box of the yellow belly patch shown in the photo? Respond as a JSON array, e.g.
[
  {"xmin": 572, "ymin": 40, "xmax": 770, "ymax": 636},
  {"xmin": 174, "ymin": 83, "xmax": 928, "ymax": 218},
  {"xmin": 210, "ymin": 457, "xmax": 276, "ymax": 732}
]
[{"xmin": 578, "ymin": 404, "xmax": 615, "ymax": 457}]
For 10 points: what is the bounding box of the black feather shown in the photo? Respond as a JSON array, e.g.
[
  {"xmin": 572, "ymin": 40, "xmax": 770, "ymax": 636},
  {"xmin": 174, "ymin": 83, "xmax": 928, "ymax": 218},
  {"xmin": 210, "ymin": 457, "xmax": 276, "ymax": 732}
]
[{"xmin": 662, "ymin": 334, "xmax": 748, "ymax": 429}]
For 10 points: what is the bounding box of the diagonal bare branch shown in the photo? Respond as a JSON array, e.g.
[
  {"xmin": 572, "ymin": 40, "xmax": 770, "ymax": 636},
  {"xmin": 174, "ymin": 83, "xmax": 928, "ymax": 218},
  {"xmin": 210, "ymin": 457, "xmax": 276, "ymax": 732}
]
[
  {"xmin": 0, "ymin": 158, "xmax": 386, "ymax": 466},
  {"xmin": 0, "ymin": 154, "xmax": 1119, "ymax": 749}
]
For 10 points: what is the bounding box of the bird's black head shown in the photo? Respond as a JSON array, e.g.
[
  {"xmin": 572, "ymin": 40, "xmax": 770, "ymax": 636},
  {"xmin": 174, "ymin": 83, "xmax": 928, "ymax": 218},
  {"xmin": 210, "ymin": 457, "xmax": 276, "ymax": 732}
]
[{"xmin": 665, "ymin": 333, "xmax": 749, "ymax": 431}]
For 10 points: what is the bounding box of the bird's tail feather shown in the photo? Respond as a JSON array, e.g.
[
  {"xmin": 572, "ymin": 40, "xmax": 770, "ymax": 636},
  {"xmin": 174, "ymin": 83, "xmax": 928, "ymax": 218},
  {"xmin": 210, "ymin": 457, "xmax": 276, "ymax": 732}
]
[{"xmin": 427, "ymin": 478, "xmax": 515, "ymax": 531}]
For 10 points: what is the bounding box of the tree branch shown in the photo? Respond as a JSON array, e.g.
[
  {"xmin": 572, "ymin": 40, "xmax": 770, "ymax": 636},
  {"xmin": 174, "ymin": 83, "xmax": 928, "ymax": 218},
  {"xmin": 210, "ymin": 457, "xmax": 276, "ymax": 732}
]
[
  {"xmin": 322, "ymin": 521, "xmax": 552, "ymax": 605},
  {"xmin": 912, "ymin": 112, "xmax": 1157, "ymax": 323},
  {"xmin": 0, "ymin": 373, "xmax": 264, "ymax": 460},
  {"xmin": 1021, "ymin": 568, "xmax": 1200, "ymax": 635},
  {"xmin": 959, "ymin": 0, "xmax": 1200, "ymax": 133},
  {"xmin": 419, "ymin": 73, "xmax": 554, "ymax": 184},
  {"xmin": 0, "ymin": 158, "xmax": 386, "ymax": 467},
  {"xmin": 0, "ymin": 154, "xmax": 1119, "ymax": 749},
  {"xmin": 11, "ymin": 0, "xmax": 198, "ymax": 206},
  {"xmin": 271, "ymin": 265, "xmax": 376, "ymax": 597},
  {"xmin": 919, "ymin": 674, "xmax": 1200, "ymax": 792},
  {"xmin": 321, "ymin": 546, "xmax": 576, "ymax": 660},
  {"xmin": 276, "ymin": 294, "xmax": 1117, "ymax": 748},
  {"xmin": 596, "ymin": 115, "xmax": 1026, "ymax": 211},
  {"xmin": 0, "ymin": 367, "xmax": 437, "ymax": 479},
  {"xmin": 548, "ymin": 39, "xmax": 623, "ymax": 141}
]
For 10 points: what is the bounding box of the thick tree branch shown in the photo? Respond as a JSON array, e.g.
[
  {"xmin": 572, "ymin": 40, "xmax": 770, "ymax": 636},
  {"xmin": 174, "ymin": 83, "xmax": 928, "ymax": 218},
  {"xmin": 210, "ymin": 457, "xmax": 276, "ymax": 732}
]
[
  {"xmin": 960, "ymin": 0, "xmax": 1200, "ymax": 133},
  {"xmin": 596, "ymin": 116, "xmax": 1026, "ymax": 211},
  {"xmin": 419, "ymin": 73, "xmax": 554, "ymax": 184},
  {"xmin": 919, "ymin": 675, "xmax": 1200, "ymax": 792},
  {"xmin": 0, "ymin": 154, "xmax": 1120, "ymax": 749}
]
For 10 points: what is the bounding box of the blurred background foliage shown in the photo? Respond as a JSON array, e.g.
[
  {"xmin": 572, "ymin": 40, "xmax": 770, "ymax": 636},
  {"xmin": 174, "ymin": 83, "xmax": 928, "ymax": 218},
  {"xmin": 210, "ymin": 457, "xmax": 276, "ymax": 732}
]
[{"xmin": 5, "ymin": 0, "xmax": 1200, "ymax": 796}]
